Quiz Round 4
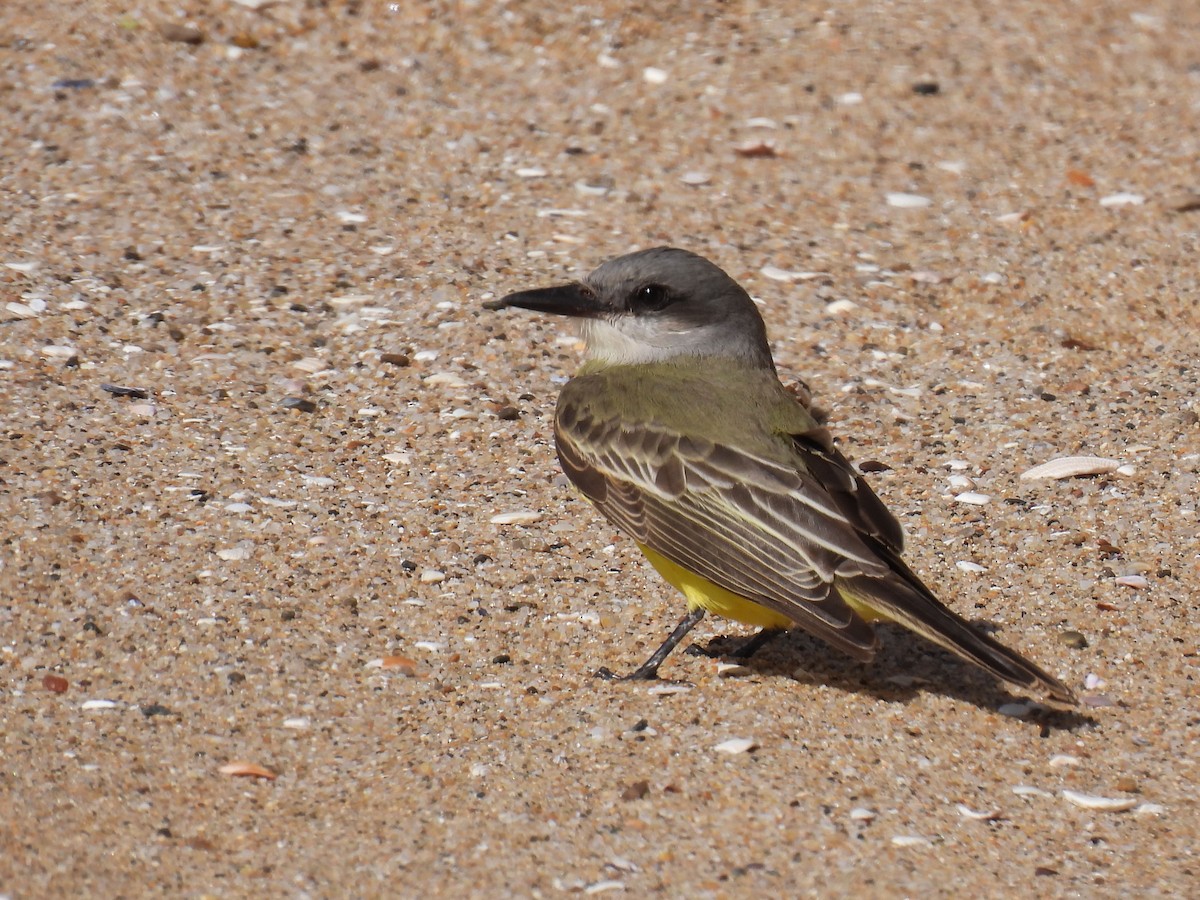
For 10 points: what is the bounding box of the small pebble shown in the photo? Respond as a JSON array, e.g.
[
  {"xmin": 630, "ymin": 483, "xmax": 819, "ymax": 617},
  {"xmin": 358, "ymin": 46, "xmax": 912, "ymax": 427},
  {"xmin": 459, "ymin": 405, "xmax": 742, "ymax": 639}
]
[
  {"xmin": 42, "ymin": 674, "xmax": 69, "ymax": 693},
  {"xmin": 1114, "ymin": 776, "xmax": 1139, "ymax": 793},
  {"xmin": 159, "ymin": 22, "xmax": 204, "ymax": 44},
  {"xmin": 680, "ymin": 171, "xmax": 711, "ymax": 186},
  {"xmin": 420, "ymin": 570, "xmax": 446, "ymax": 584},
  {"xmin": 280, "ymin": 396, "xmax": 317, "ymax": 413},
  {"xmin": 955, "ymin": 561, "xmax": 987, "ymax": 573},
  {"xmin": 643, "ymin": 67, "xmax": 668, "ymax": 84},
  {"xmin": 1059, "ymin": 630, "xmax": 1088, "ymax": 649},
  {"xmin": 621, "ymin": 780, "xmax": 651, "ymax": 801},
  {"xmin": 848, "ymin": 807, "xmax": 877, "ymax": 822}
]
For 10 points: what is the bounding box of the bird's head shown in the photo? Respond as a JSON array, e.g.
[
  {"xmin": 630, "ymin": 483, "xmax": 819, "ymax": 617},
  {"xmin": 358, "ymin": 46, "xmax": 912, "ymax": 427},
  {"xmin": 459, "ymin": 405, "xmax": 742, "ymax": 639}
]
[{"xmin": 487, "ymin": 247, "xmax": 775, "ymax": 370}]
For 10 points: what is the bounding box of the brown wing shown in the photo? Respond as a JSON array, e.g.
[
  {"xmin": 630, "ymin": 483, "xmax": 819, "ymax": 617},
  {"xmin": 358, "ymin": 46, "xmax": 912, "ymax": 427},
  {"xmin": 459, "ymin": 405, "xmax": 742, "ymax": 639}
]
[{"xmin": 555, "ymin": 394, "xmax": 890, "ymax": 659}]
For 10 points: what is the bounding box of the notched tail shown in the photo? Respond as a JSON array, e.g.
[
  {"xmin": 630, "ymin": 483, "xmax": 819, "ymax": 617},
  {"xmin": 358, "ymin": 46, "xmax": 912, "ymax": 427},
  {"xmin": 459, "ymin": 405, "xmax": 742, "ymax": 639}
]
[{"xmin": 835, "ymin": 573, "xmax": 1077, "ymax": 705}]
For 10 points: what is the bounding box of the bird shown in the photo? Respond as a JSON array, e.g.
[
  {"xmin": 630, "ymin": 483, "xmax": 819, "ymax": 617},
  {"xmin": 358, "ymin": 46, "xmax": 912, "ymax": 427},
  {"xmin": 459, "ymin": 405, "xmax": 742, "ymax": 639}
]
[{"xmin": 486, "ymin": 246, "xmax": 1076, "ymax": 704}]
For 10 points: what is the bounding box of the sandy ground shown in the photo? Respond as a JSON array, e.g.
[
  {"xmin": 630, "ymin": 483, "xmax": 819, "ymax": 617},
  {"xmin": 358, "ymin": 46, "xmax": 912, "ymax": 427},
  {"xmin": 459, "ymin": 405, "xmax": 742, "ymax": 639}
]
[{"xmin": 2, "ymin": 1, "xmax": 1199, "ymax": 896}]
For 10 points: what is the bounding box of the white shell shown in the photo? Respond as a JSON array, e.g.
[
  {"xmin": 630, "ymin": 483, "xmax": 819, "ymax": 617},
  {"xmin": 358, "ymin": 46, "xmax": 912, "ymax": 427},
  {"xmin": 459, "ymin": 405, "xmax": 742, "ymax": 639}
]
[
  {"xmin": 713, "ymin": 737, "xmax": 758, "ymax": 755},
  {"xmin": 759, "ymin": 265, "xmax": 828, "ymax": 283},
  {"xmin": 1061, "ymin": 790, "xmax": 1138, "ymax": 811},
  {"xmin": 954, "ymin": 492, "xmax": 992, "ymax": 505},
  {"xmin": 886, "ymin": 192, "xmax": 933, "ymax": 208},
  {"xmin": 957, "ymin": 805, "xmax": 1000, "ymax": 820},
  {"xmin": 890, "ymin": 835, "xmax": 932, "ymax": 847},
  {"xmin": 1099, "ymin": 192, "xmax": 1145, "ymax": 207},
  {"xmin": 1115, "ymin": 574, "xmax": 1149, "ymax": 589},
  {"xmin": 1012, "ymin": 785, "xmax": 1053, "ymax": 799},
  {"xmin": 489, "ymin": 510, "xmax": 542, "ymax": 525},
  {"xmin": 1020, "ymin": 456, "xmax": 1122, "ymax": 480}
]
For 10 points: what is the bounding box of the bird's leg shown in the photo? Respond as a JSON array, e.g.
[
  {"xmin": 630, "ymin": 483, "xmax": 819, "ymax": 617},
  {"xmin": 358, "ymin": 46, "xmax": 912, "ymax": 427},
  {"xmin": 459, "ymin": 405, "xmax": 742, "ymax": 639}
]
[
  {"xmin": 602, "ymin": 607, "xmax": 707, "ymax": 681},
  {"xmin": 728, "ymin": 627, "xmax": 784, "ymax": 660}
]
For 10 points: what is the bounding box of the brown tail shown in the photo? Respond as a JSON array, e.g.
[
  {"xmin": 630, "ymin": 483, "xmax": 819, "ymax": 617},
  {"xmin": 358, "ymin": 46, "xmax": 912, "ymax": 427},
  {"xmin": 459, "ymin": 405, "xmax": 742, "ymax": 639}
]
[{"xmin": 836, "ymin": 556, "xmax": 1076, "ymax": 705}]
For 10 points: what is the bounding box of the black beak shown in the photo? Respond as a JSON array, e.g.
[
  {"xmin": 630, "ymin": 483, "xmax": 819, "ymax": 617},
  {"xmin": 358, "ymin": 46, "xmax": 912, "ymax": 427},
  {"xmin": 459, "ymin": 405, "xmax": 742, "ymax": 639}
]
[{"xmin": 483, "ymin": 283, "xmax": 603, "ymax": 317}]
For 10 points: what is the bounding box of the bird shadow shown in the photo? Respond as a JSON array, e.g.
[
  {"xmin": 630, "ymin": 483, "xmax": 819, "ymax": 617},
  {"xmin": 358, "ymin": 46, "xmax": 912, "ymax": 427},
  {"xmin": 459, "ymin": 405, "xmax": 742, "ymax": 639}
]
[{"xmin": 693, "ymin": 623, "xmax": 1093, "ymax": 732}]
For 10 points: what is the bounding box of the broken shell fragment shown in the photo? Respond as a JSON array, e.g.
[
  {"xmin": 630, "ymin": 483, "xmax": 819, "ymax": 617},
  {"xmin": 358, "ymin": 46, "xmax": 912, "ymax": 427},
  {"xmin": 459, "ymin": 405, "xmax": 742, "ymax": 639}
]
[
  {"xmin": 1020, "ymin": 456, "xmax": 1121, "ymax": 481},
  {"xmin": 219, "ymin": 761, "xmax": 278, "ymax": 780},
  {"xmin": 1061, "ymin": 789, "xmax": 1138, "ymax": 811}
]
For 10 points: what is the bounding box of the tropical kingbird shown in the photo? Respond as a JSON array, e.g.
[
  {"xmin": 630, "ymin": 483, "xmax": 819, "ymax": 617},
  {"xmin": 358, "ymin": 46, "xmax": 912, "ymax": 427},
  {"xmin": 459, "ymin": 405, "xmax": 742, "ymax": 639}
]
[{"xmin": 487, "ymin": 247, "xmax": 1075, "ymax": 704}]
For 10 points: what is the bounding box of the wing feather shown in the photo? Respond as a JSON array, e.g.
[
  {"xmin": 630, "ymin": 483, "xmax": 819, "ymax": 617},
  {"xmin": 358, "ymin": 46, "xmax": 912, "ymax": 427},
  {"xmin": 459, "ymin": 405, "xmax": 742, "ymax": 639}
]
[{"xmin": 555, "ymin": 396, "xmax": 889, "ymax": 658}]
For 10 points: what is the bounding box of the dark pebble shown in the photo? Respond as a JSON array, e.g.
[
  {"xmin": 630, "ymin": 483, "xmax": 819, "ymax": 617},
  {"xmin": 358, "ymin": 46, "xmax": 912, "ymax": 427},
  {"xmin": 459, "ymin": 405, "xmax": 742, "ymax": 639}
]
[
  {"xmin": 857, "ymin": 459, "xmax": 892, "ymax": 473},
  {"xmin": 101, "ymin": 383, "xmax": 150, "ymax": 399},
  {"xmin": 52, "ymin": 78, "xmax": 95, "ymax": 90},
  {"xmin": 280, "ymin": 396, "xmax": 317, "ymax": 413}
]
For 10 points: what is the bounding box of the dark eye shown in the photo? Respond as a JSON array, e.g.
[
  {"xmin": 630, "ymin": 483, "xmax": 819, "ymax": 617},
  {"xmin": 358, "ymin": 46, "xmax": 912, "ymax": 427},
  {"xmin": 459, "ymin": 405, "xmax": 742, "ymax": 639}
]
[{"xmin": 631, "ymin": 283, "xmax": 673, "ymax": 312}]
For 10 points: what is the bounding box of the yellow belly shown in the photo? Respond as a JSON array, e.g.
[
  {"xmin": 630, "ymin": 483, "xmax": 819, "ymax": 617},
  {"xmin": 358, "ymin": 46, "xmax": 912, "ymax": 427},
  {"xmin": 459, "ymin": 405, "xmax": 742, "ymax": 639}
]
[{"xmin": 638, "ymin": 544, "xmax": 795, "ymax": 630}]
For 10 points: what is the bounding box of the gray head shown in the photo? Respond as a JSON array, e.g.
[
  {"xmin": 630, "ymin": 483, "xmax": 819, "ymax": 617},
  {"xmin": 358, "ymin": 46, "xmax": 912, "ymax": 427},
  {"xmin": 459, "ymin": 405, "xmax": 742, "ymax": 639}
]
[{"xmin": 487, "ymin": 247, "xmax": 776, "ymax": 370}]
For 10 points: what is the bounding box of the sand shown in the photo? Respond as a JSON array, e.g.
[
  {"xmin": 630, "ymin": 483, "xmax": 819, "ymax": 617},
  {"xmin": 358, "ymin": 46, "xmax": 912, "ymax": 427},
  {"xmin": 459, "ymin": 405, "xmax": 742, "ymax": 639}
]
[{"xmin": 2, "ymin": 1, "xmax": 1198, "ymax": 896}]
